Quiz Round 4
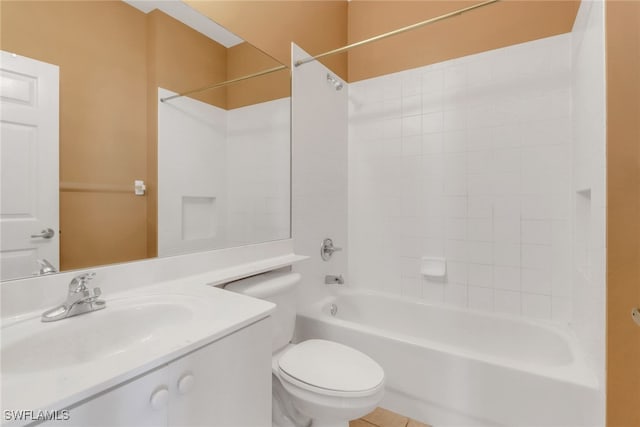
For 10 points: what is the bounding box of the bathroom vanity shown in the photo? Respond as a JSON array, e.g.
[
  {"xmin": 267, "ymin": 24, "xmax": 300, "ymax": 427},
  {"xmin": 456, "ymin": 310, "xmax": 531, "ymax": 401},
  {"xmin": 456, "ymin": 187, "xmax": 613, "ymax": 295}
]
[{"xmin": 1, "ymin": 280, "xmax": 275, "ymax": 427}]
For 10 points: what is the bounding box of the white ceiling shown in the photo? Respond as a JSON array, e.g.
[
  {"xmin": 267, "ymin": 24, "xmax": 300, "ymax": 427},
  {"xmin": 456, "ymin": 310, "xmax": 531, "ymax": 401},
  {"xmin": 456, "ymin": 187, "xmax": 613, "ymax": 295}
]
[{"xmin": 122, "ymin": 0, "xmax": 244, "ymax": 48}]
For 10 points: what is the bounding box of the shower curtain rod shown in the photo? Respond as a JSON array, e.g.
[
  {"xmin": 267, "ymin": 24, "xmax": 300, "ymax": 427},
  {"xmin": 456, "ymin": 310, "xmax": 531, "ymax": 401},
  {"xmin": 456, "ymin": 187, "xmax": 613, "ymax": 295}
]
[
  {"xmin": 161, "ymin": 0, "xmax": 497, "ymax": 102},
  {"xmin": 160, "ymin": 64, "xmax": 288, "ymax": 103},
  {"xmin": 294, "ymin": 0, "xmax": 500, "ymax": 67}
]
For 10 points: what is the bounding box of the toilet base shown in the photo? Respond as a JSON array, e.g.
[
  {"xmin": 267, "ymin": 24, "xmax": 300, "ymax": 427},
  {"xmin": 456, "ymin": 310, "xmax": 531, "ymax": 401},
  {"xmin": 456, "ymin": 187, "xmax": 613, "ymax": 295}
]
[
  {"xmin": 273, "ymin": 374, "xmax": 311, "ymax": 427},
  {"xmin": 272, "ymin": 369, "xmax": 378, "ymax": 427},
  {"xmin": 271, "ymin": 341, "xmax": 384, "ymax": 427},
  {"xmin": 272, "ymin": 417, "xmax": 347, "ymax": 427},
  {"xmin": 307, "ymin": 421, "xmax": 349, "ymax": 427}
]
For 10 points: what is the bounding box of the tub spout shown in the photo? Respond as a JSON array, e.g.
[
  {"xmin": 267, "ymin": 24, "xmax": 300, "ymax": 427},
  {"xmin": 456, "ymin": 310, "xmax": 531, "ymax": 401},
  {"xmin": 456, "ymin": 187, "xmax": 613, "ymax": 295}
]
[{"xmin": 325, "ymin": 274, "xmax": 344, "ymax": 285}]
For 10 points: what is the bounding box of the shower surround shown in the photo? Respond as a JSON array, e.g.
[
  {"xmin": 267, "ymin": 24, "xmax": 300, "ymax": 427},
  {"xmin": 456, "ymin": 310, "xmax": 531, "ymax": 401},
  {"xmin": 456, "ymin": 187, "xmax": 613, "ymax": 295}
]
[
  {"xmin": 348, "ymin": 33, "xmax": 573, "ymax": 322},
  {"xmin": 158, "ymin": 89, "xmax": 290, "ymax": 256},
  {"xmin": 292, "ymin": 6, "xmax": 605, "ymax": 422}
]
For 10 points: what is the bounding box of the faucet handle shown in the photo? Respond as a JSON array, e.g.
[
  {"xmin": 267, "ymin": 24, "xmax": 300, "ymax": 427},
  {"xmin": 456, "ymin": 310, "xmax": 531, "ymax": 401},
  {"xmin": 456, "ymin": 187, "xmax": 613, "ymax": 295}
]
[
  {"xmin": 36, "ymin": 258, "xmax": 57, "ymax": 275},
  {"xmin": 81, "ymin": 287, "xmax": 102, "ymax": 303},
  {"xmin": 321, "ymin": 238, "xmax": 343, "ymax": 261},
  {"xmin": 69, "ymin": 272, "xmax": 96, "ymax": 293}
]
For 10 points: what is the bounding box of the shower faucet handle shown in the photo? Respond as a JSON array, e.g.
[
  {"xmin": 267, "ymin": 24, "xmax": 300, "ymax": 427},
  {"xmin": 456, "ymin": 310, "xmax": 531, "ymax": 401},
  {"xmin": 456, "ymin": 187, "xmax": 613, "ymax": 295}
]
[{"xmin": 321, "ymin": 238, "xmax": 342, "ymax": 261}]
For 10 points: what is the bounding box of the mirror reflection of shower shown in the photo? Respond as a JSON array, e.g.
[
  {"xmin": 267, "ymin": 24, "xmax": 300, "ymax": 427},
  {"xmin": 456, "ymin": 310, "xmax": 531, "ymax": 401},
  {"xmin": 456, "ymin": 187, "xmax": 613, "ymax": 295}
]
[{"xmin": 326, "ymin": 73, "xmax": 343, "ymax": 91}]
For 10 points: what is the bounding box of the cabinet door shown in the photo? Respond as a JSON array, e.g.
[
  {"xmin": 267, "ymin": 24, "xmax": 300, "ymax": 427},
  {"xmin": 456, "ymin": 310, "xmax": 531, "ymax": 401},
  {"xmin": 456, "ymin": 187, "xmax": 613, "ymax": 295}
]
[
  {"xmin": 39, "ymin": 365, "xmax": 169, "ymax": 427},
  {"xmin": 168, "ymin": 318, "xmax": 272, "ymax": 427}
]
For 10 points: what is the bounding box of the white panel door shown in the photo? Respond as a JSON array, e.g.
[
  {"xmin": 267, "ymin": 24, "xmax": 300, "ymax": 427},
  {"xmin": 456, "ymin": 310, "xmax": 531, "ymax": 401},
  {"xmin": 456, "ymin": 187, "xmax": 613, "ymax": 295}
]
[{"xmin": 0, "ymin": 51, "xmax": 59, "ymax": 280}]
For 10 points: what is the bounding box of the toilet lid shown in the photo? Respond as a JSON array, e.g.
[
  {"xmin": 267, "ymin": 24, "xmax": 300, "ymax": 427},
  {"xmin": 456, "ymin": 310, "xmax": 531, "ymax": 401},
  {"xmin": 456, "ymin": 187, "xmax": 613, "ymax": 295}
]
[{"xmin": 278, "ymin": 339, "xmax": 384, "ymax": 393}]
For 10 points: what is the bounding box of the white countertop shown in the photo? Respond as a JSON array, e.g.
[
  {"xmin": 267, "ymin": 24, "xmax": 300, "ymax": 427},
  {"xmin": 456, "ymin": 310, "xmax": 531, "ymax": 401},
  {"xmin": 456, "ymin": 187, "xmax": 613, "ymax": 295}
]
[{"xmin": 1, "ymin": 279, "xmax": 275, "ymax": 423}]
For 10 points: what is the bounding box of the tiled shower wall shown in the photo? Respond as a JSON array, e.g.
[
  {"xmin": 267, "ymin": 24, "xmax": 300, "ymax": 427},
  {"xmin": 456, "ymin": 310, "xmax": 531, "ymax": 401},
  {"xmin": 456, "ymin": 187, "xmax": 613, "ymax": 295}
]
[
  {"xmin": 227, "ymin": 98, "xmax": 291, "ymax": 247},
  {"xmin": 158, "ymin": 92, "xmax": 290, "ymax": 255},
  {"xmin": 571, "ymin": 0, "xmax": 606, "ymax": 416},
  {"xmin": 348, "ymin": 34, "xmax": 573, "ymax": 321}
]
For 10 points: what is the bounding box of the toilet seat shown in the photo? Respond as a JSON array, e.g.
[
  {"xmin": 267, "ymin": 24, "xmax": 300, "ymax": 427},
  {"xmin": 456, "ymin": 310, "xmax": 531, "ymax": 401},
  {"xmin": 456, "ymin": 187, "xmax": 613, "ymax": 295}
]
[{"xmin": 277, "ymin": 339, "xmax": 385, "ymax": 398}]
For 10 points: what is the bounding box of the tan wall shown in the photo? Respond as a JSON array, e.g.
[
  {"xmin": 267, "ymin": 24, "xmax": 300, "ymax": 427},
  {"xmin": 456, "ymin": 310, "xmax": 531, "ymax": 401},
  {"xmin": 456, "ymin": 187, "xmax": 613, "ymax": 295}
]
[
  {"xmin": 149, "ymin": 10, "xmax": 228, "ymax": 109},
  {"xmin": 347, "ymin": 0, "xmax": 580, "ymax": 82},
  {"xmin": 146, "ymin": 13, "xmax": 159, "ymax": 260},
  {"xmin": 185, "ymin": 0, "xmax": 348, "ymax": 80},
  {"xmin": 60, "ymin": 192, "xmax": 148, "ymax": 270},
  {"xmin": 606, "ymin": 0, "xmax": 640, "ymax": 425},
  {"xmin": 1, "ymin": 1, "xmax": 149, "ymax": 270},
  {"xmin": 227, "ymin": 42, "xmax": 290, "ymax": 110},
  {"xmin": 188, "ymin": 0, "xmax": 579, "ymax": 83}
]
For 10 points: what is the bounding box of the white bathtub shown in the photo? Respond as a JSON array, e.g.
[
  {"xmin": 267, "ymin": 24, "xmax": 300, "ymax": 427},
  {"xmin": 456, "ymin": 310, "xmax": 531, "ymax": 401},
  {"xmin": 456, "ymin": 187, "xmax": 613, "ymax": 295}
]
[{"xmin": 294, "ymin": 290, "xmax": 601, "ymax": 427}]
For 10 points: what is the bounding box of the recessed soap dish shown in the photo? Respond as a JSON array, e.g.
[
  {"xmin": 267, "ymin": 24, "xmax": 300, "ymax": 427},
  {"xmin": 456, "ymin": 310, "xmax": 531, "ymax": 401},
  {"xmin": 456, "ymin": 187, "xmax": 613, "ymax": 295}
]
[{"xmin": 421, "ymin": 257, "xmax": 446, "ymax": 278}]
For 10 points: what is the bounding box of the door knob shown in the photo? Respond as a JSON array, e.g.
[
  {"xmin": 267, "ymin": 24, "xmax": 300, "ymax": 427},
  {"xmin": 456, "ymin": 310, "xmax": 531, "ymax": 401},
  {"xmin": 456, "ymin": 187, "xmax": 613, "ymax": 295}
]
[
  {"xmin": 31, "ymin": 228, "xmax": 55, "ymax": 239},
  {"xmin": 632, "ymin": 307, "xmax": 640, "ymax": 327}
]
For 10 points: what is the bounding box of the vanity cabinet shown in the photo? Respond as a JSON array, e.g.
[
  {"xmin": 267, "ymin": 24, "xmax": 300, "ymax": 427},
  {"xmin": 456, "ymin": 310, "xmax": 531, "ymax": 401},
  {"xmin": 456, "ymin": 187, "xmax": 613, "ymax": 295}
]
[
  {"xmin": 39, "ymin": 318, "xmax": 271, "ymax": 427},
  {"xmin": 167, "ymin": 318, "xmax": 271, "ymax": 426},
  {"xmin": 37, "ymin": 365, "xmax": 169, "ymax": 427}
]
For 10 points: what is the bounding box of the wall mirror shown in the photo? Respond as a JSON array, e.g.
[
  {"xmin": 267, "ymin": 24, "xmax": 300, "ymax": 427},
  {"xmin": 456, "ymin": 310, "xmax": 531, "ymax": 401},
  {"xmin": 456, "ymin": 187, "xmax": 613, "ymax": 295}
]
[{"xmin": 0, "ymin": 0, "xmax": 291, "ymax": 281}]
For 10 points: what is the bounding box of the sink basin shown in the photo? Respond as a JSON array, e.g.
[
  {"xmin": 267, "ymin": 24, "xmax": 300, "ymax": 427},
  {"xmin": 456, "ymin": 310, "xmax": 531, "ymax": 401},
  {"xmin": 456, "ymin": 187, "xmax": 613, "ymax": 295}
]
[
  {"xmin": 1, "ymin": 294, "xmax": 197, "ymax": 374},
  {"xmin": 0, "ymin": 281, "xmax": 275, "ymax": 419}
]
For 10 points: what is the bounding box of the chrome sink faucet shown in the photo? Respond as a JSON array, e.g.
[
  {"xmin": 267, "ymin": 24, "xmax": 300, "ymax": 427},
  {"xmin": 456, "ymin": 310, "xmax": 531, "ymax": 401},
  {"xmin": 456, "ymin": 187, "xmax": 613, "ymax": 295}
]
[{"xmin": 41, "ymin": 272, "xmax": 106, "ymax": 322}]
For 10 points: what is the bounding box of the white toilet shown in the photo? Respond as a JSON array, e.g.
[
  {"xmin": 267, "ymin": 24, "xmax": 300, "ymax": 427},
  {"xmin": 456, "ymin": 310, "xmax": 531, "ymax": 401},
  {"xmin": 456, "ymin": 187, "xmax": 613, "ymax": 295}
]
[{"xmin": 224, "ymin": 271, "xmax": 385, "ymax": 427}]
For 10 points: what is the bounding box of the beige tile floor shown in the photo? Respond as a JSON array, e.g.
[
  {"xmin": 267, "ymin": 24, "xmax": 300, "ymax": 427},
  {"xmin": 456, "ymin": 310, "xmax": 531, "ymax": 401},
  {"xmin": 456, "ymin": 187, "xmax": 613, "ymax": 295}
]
[{"xmin": 350, "ymin": 407, "xmax": 431, "ymax": 427}]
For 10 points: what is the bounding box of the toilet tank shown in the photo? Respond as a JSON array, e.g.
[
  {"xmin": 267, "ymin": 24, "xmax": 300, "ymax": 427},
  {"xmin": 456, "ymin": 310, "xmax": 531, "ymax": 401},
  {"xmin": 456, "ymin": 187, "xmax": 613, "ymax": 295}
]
[{"xmin": 224, "ymin": 271, "xmax": 301, "ymax": 353}]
